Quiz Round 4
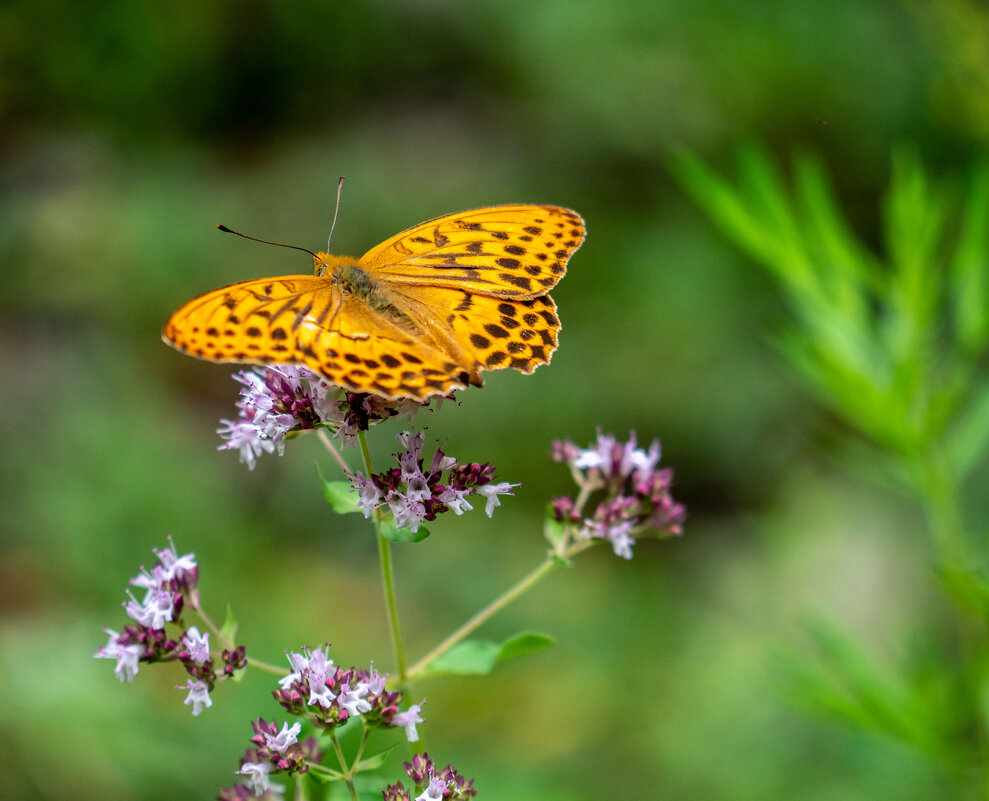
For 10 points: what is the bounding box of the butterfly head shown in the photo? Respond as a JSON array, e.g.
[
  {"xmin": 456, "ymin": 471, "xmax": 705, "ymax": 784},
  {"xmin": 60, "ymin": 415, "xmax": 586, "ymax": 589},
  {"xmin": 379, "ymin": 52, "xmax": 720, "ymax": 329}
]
[
  {"xmin": 313, "ymin": 252, "xmax": 358, "ymax": 278},
  {"xmin": 313, "ymin": 252, "xmax": 332, "ymax": 277}
]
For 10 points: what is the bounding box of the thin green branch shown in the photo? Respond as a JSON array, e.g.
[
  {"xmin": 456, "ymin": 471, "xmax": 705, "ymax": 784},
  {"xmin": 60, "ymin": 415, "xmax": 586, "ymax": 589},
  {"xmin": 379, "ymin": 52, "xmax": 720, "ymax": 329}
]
[
  {"xmin": 356, "ymin": 430, "xmax": 409, "ymax": 684},
  {"xmin": 329, "ymin": 731, "xmax": 360, "ymax": 801},
  {"xmin": 406, "ymin": 537, "xmax": 596, "ymax": 680}
]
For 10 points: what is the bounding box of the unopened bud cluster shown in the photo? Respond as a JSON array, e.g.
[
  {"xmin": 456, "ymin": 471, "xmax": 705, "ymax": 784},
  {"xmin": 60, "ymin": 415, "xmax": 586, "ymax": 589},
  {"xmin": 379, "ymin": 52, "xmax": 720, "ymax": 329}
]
[{"xmin": 383, "ymin": 752, "xmax": 478, "ymax": 801}]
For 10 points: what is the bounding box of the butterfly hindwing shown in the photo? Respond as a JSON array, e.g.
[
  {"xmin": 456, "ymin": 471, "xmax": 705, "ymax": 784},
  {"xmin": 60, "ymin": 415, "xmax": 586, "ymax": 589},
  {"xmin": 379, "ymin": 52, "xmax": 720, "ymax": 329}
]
[
  {"xmin": 294, "ymin": 294, "xmax": 471, "ymax": 399},
  {"xmin": 384, "ymin": 284, "xmax": 562, "ymax": 377}
]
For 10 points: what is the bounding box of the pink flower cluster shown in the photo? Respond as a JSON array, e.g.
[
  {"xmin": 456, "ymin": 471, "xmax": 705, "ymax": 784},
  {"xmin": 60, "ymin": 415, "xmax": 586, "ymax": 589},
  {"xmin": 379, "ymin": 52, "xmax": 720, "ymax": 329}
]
[
  {"xmin": 552, "ymin": 431, "xmax": 685, "ymax": 558},
  {"xmin": 273, "ymin": 645, "xmax": 424, "ymax": 737},
  {"xmin": 218, "ymin": 365, "xmax": 429, "ymax": 469},
  {"xmin": 351, "ymin": 431, "xmax": 518, "ymax": 534},
  {"xmin": 93, "ymin": 540, "xmax": 246, "ymax": 715}
]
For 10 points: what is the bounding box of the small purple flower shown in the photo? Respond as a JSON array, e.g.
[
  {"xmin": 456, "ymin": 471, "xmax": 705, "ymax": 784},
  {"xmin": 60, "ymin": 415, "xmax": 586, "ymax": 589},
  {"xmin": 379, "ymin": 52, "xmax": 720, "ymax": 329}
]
[
  {"xmin": 352, "ymin": 471, "xmax": 385, "ymax": 518},
  {"xmin": 273, "ymin": 650, "xmax": 417, "ymax": 738},
  {"xmin": 416, "ymin": 776, "xmax": 447, "ymax": 801},
  {"xmin": 217, "ymin": 418, "xmax": 277, "ymax": 470},
  {"xmin": 383, "ymin": 784, "xmax": 413, "ymax": 801},
  {"xmin": 583, "ymin": 519, "xmax": 636, "ymax": 559},
  {"xmin": 475, "ymin": 481, "xmax": 517, "ymax": 517},
  {"xmin": 182, "ymin": 626, "xmax": 210, "ymax": 664},
  {"xmin": 388, "ymin": 492, "xmax": 428, "ymax": 533},
  {"xmin": 436, "ymin": 486, "xmax": 473, "ymax": 515},
  {"xmin": 125, "ymin": 587, "xmax": 175, "ymax": 630},
  {"xmin": 393, "ymin": 703, "xmax": 425, "ymax": 742},
  {"xmin": 278, "ymin": 645, "xmax": 338, "ymax": 708},
  {"xmin": 263, "ymin": 722, "xmax": 302, "ymax": 753},
  {"xmin": 177, "ymin": 678, "xmax": 212, "ymax": 716},
  {"xmin": 247, "ymin": 718, "xmax": 321, "ymax": 773},
  {"xmin": 366, "ymin": 665, "xmax": 387, "ymax": 695},
  {"xmin": 153, "ymin": 541, "xmax": 199, "ymax": 585},
  {"xmin": 565, "ymin": 430, "xmax": 654, "ymax": 483},
  {"xmin": 98, "ymin": 541, "xmax": 249, "ymax": 719},
  {"xmin": 94, "ymin": 628, "xmax": 144, "ymax": 682},
  {"xmin": 337, "ymin": 682, "xmax": 372, "ymax": 716},
  {"xmin": 396, "ymin": 430, "xmax": 424, "ymax": 464},
  {"xmin": 237, "ymin": 762, "xmax": 277, "ymax": 796}
]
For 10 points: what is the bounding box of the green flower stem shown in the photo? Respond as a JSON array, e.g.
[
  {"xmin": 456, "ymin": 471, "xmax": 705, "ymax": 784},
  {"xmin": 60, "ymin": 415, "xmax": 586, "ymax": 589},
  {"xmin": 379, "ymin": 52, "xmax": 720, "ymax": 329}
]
[
  {"xmin": 293, "ymin": 771, "xmax": 311, "ymax": 801},
  {"xmin": 378, "ymin": 527, "xmax": 408, "ymax": 682},
  {"xmin": 188, "ymin": 603, "xmax": 293, "ymax": 675},
  {"xmin": 306, "ymin": 764, "xmax": 345, "ymax": 781},
  {"xmin": 188, "ymin": 603, "xmax": 226, "ymax": 644},
  {"xmin": 244, "ymin": 655, "xmax": 289, "ymax": 675},
  {"xmin": 352, "ymin": 725, "xmax": 370, "ymax": 769},
  {"xmin": 356, "ymin": 430, "xmax": 409, "ymax": 684},
  {"xmin": 329, "ymin": 731, "xmax": 360, "ymax": 801}
]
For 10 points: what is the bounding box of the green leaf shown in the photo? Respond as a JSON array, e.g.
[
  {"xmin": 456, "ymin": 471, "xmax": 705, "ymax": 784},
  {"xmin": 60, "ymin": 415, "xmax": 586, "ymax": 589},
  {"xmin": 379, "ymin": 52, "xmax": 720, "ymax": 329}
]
[
  {"xmin": 950, "ymin": 162, "xmax": 989, "ymax": 352},
  {"xmin": 354, "ymin": 745, "xmax": 398, "ymax": 772},
  {"xmin": 379, "ymin": 521, "xmax": 430, "ymax": 543},
  {"xmin": 321, "ymin": 784, "xmax": 385, "ymax": 801},
  {"xmin": 421, "ymin": 632, "xmax": 555, "ymax": 678},
  {"xmin": 669, "ymin": 149, "xmax": 775, "ymax": 265},
  {"xmin": 936, "ymin": 562, "xmax": 989, "ymax": 617},
  {"xmin": 316, "ymin": 464, "xmax": 361, "ymax": 514},
  {"xmin": 219, "ymin": 603, "xmax": 238, "ymax": 642},
  {"xmin": 307, "ymin": 770, "xmax": 334, "ymax": 786},
  {"xmin": 497, "ymin": 631, "xmax": 555, "ymax": 661},
  {"xmin": 946, "ymin": 378, "xmax": 989, "ymax": 480},
  {"xmin": 779, "ymin": 617, "xmax": 942, "ymax": 759},
  {"xmin": 543, "ymin": 515, "xmax": 568, "ymax": 548},
  {"xmin": 421, "ymin": 640, "xmax": 501, "ymax": 677}
]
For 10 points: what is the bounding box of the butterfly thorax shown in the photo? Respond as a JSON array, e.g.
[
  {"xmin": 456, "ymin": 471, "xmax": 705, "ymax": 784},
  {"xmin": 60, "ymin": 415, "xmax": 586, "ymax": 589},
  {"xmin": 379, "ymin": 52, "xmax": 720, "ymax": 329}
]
[{"xmin": 315, "ymin": 252, "xmax": 401, "ymax": 317}]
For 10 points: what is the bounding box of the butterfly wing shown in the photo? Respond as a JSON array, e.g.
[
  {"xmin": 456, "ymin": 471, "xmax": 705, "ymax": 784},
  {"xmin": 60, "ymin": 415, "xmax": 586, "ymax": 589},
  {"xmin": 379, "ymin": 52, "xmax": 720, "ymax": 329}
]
[
  {"xmin": 162, "ymin": 275, "xmax": 472, "ymax": 400},
  {"xmin": 382, "ymin": 284, "xmax": 562, "ymax": 377},
  {"xmin": 359, "ymin": 204, "xmax": 585, "ymax": 300}
]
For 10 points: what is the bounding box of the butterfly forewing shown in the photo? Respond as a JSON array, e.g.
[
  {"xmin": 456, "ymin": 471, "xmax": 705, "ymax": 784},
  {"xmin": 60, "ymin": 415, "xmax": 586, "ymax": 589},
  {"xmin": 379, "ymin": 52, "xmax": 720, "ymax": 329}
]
[
  {"xmin": 163, "ymin": 275, "xmax": 471, "ymax": 399},
  {"xmin": 359, "ymin": 205, "xmax": 585, "ymax": 300},
  {"xmin": 164, "ymin": 275, "xmax": 330, "ymax": 364}
]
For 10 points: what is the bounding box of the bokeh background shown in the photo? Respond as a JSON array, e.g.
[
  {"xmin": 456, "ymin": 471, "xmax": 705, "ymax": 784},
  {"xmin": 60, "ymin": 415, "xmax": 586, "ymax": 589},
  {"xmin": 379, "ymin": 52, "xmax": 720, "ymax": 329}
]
[{"xmin": 2, "ymin": 1, "xmax": 987, "ymax": 798}]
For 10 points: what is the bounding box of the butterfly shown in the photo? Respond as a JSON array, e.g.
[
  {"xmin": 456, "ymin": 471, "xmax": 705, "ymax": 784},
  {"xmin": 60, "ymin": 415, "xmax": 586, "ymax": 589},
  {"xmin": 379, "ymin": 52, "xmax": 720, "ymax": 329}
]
[{"xmin": 162, "ymin": 204, "xmax": 585, "ymax": 401}]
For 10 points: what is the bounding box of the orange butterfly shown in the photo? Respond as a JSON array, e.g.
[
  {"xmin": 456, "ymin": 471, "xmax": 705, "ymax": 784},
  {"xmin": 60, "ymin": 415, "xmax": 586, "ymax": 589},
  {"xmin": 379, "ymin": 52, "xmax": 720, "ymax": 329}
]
[{"xmin": 163, "ymin": 205, "xmax": 585, "ymax": 401}]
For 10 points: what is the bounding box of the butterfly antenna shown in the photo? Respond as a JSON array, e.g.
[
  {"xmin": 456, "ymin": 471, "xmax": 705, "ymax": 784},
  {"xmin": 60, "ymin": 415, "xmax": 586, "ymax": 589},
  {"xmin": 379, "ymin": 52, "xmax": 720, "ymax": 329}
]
[
  {"xmin": 215, "ymin": 225, "xmax": 317, "ymax": 258},
  {"xmin": 326, "ymin": 175, "xmax": 345, "ymax": 252}
]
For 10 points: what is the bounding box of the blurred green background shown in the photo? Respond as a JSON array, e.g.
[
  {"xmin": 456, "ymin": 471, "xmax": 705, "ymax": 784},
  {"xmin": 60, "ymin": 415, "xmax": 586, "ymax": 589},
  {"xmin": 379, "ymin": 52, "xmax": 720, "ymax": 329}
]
[{"xmin": 2, "ymin": 1, "xmax": 987, "ymax": 798}]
